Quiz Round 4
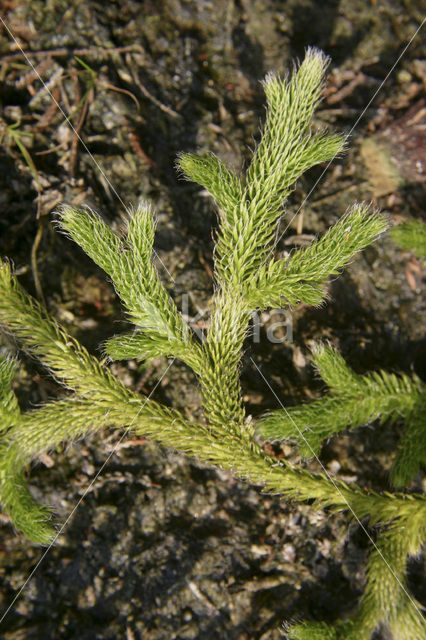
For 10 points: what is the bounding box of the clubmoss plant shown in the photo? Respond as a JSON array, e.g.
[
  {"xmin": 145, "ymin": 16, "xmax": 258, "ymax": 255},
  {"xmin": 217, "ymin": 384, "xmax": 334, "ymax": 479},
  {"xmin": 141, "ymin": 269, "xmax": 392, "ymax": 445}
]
[
  {"xmin": 258, "ymin": 343, "xmax": 426, "ymax": 488},
  {"xmin": 0, "ymin": 48, "xmax": 425, "ymax": 639}
]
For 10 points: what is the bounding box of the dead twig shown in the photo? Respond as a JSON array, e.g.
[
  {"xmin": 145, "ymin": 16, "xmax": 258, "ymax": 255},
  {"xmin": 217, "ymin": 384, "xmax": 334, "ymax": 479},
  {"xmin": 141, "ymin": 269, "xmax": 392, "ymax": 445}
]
[
  {"xmin": 0, "ymin": 45, "xmax": 143, "ymax": 63},
  {"xmin": 326, "ymin": 73, "xmax": 366, "ymax": 105},
  {"xmin": 126, "ymin": 53, "xmax": 181, "ymax": 119},
  {"xmin": 127, "ymin": 126, "xmax": 156, "ymax": 168},
  {"xmin": 30, "ymin": 213, "xmax": 46, "ymax": 305},
  {"xmin": 101, "ymin": 82, "xmax": 140, "ymax": 111},
  {"xmin": 69, "ymin": 66, "xmax": 94, "ymax": 178},
  {"xmin": 33, "ymin": 85, "xmax": 61, "ymax": 131},
  {"xmin": 14, "ymin": 56, "xmax": 52, "ymax": 89}
]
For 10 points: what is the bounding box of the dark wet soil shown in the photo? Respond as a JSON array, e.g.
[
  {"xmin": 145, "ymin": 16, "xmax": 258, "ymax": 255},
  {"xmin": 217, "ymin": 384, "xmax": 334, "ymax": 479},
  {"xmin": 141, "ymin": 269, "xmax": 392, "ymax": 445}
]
[{"xmin": 0, "ymin": 1, "xmax": 425, "ymax": 639}]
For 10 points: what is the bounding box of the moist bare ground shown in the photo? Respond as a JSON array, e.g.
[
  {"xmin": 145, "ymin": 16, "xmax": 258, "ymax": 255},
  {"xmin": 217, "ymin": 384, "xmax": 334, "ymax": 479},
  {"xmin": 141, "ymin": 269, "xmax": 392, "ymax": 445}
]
[{"xmin": 0, "ymin": 1, "xmax": 424, "ymax": 639}]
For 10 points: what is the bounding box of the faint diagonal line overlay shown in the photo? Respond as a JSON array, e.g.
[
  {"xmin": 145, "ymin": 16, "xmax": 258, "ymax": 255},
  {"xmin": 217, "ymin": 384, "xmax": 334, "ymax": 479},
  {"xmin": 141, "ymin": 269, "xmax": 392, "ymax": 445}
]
[
  {"xmin": 273, "ymin": 17, "xmax": 425, "ymax": 252},
  {"xmin": 251, "ymin": 18, "xmax": 425, "ymax": 617},
  {"xmin": 252, "ymin": 22, "xmax": 425, "ymax": 614},
  {"xmin": 0, "ymin": 16, "xmax": 174, "ymax": 282},
  {"xmin": 0, "ymin": 17, "xmax": 179, "ymax": 624},
  {"xmin": 0, "ymin": 8, "xmax": 424, "ymax": 629},
  {"xmin": 0, "ymin": 358, "xmax": 176, "ymax": 626},
  {"xmin": 251, "ymin": 356, "xmax": 423, "ymax": 617}
]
